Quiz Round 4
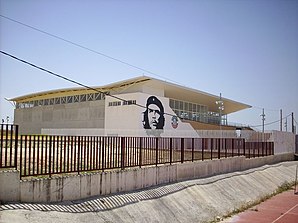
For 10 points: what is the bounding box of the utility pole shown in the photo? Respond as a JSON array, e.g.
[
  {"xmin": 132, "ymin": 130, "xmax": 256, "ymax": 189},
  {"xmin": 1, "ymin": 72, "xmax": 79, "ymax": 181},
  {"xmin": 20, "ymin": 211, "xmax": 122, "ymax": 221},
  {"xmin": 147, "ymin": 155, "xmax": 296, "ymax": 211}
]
[
  {"xmin": 292, "ymin": 112, "xmax": 295, "ymax": 134},
  {"xmin": 216, "ymin": 93, "xmax": 224, "ymax": 149},
  {"xmin": 260, "ymin": 108, "xmax": 265, "ymax": 142},
  {"xmin": 280, "ymin": 109, "xmax": 282, "ymax": 131},
  {"xmin": 285, "ymin": 117, "xmax": 288, "ymax": 132}
]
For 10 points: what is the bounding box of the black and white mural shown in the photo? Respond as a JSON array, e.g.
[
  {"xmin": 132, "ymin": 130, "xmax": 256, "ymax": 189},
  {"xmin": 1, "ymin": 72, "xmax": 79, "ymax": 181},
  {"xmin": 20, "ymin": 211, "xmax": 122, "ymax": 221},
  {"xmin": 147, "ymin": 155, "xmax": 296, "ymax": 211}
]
[{"xmin": 142, "ymin": 96, "xmax": 165, "ymax": 136}]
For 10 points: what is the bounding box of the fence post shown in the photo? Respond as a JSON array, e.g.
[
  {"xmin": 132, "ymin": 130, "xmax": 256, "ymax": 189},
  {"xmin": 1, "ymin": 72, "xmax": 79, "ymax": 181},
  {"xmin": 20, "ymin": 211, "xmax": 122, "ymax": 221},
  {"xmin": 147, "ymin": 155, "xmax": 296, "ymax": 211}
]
[
  {"xmin": 49, "ymin": 136, "xmax": 52, "ymax": 178},
  {"xmin": 139, "ymin": 137, "xmax": 142, "ymax": 167},
  {"xmin": 5, "ymin": 124, "xmax": 8, "ymax": 166},
  {"xmin": 243, "ymin": 138, "xmax": 246, "ymax": 157},
  {"xmin": 170, "ymin": 138, "xmax": 173, "ymax": 164},
  {"xmin": 121, "ymin": 137, "xmax": 125, "ymax": 170},
  {"xmin": 9, "ymin": 125, "xmax": 13, "ymax": 167},
  {"xmin": 231, "ymin": 139, "xmax": 234, "ymax": 157},
  {"xmin": 210, "ymin": 138, "xmax": 213, "ymax": 160},
  {"xmin": 202, "ymin": 138, "xmax": 205, "ymax": 161},
  {"xmin": 218, "ymin": 138, "xmax": 221, "ymax": 159},
  {"xmin": 181, "ymin": 138, "xmax": 184, "ymax": 163},
  {"xmin": 155, "ymin": 137, "xmax": 159, "ymax": 166},
  {"xmin": 192, "ymin": 138, "xmax": 194, "ymax": 162},
  {"xmin": 225, "ymin": 139, "xmax": 227, "ymax": 158},
  {"xmin": 14, "ymin": 125, "xmax": 19, "ymax": 169},
  {"xmin": 77, "ymin": 136, "xmax": 81, "ymax": 174},
  {"xmin": 0, "ymin": 125, "xmax": 3, "ymax": 168}
]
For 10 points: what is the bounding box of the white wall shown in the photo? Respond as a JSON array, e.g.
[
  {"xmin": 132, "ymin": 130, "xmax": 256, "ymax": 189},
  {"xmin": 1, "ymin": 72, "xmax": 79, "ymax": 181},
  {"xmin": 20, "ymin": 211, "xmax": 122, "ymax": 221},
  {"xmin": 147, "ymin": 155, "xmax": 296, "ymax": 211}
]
[
  {"xmin": 105, "ymin": 92, "xmax": 198, "ymax": 137},
  {"xmin": 271, "ymin": 131, "xmax": 295, "ymax": 154}
]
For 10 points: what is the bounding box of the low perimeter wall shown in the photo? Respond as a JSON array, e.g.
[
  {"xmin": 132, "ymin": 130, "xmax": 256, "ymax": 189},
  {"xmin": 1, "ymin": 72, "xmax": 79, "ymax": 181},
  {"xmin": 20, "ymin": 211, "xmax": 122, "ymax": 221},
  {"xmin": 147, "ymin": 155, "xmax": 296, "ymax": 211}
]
[{"xmin": 0, "ymin": 153, "xmax": 294, "ymax": 203}]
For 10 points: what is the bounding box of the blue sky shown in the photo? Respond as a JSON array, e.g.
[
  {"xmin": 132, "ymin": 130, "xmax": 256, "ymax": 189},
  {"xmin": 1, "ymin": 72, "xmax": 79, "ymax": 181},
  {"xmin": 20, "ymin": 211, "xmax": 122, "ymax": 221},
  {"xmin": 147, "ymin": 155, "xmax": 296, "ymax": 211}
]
[{"xmin": 1, "ymin": 0, "xmax": 297, "ymax": 132}]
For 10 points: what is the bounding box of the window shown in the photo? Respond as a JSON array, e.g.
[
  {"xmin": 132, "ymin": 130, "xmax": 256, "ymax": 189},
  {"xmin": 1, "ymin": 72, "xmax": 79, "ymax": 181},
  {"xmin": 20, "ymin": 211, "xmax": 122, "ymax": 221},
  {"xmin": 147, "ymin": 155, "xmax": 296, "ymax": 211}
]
[
  {"xmin": 67, "ymin": 96, "xmax": 73, "ymax": 103},
  {"xmin": 95, "ymin": 93, "xmax": 102, "ymax": 100},
  {"xmin": 123, "ymin": 100, "xmax": 136, "ymax": 105},
  {"xmin": 108, "ymin": 101, "xmax": 121, "ymax": 106},
  {"xmin": 87, "ymin": 93, "xmax": 94, "ymax": 101},
  {"xmin": 55, "ymin": 98, "xmax": 61, "ymax": 104},
  {"xmin": 44, "ymin": 99, "xmax": 49, "ymax": 106},
  {"xmin": 73, "ymin": 95, "xmax": 79, "ymax": 103},
  {"xmin": 38, "ymin": 100, "xmax": 43, "ymax": 106},
  {"xmin": 80, "ymin": 94, "xmax": 86, "ymax": 102},
  {"xmin": 49, "ymin": 98, "xmax": 54, "ymax": 105},
  {"xmin": 61, "ymin": 97, "xmax": 67, "ymax": 104}
]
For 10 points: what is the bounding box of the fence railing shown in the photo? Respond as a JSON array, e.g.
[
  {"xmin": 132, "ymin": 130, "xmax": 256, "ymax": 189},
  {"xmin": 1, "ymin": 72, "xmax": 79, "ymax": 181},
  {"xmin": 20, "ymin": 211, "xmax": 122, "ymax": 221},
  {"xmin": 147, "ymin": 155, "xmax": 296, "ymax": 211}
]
[
  {"xmin": 17, "ymin": 135, "xmax": 273, "ymax": 178},
  {"xmin": 0, "ymin": 124, "xmax": 275, "ymax": 179},
  {"xmin": 0, "ymin": 124, "xmax": 18, "ymax": 169}
]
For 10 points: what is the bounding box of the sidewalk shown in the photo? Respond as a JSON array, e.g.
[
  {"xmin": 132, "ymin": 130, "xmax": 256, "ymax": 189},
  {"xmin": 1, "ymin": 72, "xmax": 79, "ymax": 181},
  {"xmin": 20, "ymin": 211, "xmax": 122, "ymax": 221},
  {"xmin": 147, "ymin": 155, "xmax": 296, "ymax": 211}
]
[{"xmin": 222, "ymin": 189, "xmax": 298, "ymax": 223}]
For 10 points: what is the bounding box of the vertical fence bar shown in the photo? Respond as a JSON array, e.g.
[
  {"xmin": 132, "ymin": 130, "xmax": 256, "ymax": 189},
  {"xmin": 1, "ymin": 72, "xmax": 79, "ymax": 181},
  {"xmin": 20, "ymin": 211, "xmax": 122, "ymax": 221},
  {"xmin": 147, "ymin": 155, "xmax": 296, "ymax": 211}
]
[
  {"xmin": 191, "ymin": 138, "xmax": 194, "ymax": 162},
  {"xmin": 9, "ymin": 125, "xmax": 13, "ymax": 166},
  {"xmin": 48, "ymin": 136, "xmax": 52, "ymax": 178},
  {"xmin": 238, "ymin": 139, "xmax": 241, "ymax": 156},
  {"xmin": 28, "ymin": 135, "xmax": 32, "ymax": 176},
  {"xmin": 181, "ymin": 138, "xmax": 184, "ymax": 163},
  {"xmin": 169, "ymin": 138, "xmax": 173, "ymax": 165},
  {"xmin": 40, "ymin": 136, "xmax": 44, "ymax": 175},
  {"xmin": 139, "ymin": 137, "xmax": 142, "ymax": 167},
  {"xmin": 121, "ymin": 137, "xmax": 125, "ymax": 169},
  {"xmin": 232, "ymin": 139, "xmax": 234, "ymax": 157},
  {"xmin": 101, "ymin": 137, "xmax": 105, "ymax": 171},
  {"xmin": 36, "ymin": 135, "xmax": 40, "ymax": 175},
  {"xmin": 77, "ymin": 136, "xmax": 81, "ymax": 174},
  {"xmin": 201, "ymin": 138, "xmax": 205, "ymax": 161},
  {"xmin": 155, "ymin": 137, "xmax": 159, "ymax": 166},
  {"xmin": 73, "ymin": 136, "xmax": 77, "ymax": 173},
  {"xmin": 4, "ymin": 125, "xmax": 8, "ymax": 166},
  {"xmin": 224, "ymin": 139, "xmax": 227, "ymax": 158},
  {"xmin": 14, "ymin": 125, "xmax": 19, "ymax": 169},
  {"xmin": 210, "ymin": 138, "xmax": 213, "ymax": 160},
  {"xmin": 0, "ymin": 125, "xmax": 3, "ymax": 167},
  {"xmin": 19, "ymin": 136, "xmax": 23, "ymax": 178},
  {"xmin": 32, "ymin": 135, "xmax": 36, "ymax": 175},
  {"xmin": 44, "ymin": 136, "xmax": 48, "ymax": 176},
  {"xmin": 218, "ymin": 138, "xmax": 221, "ymax": 159},
  {"xmin": 247, "ymin": 141, "xmax": 250, "ymax": 158}
]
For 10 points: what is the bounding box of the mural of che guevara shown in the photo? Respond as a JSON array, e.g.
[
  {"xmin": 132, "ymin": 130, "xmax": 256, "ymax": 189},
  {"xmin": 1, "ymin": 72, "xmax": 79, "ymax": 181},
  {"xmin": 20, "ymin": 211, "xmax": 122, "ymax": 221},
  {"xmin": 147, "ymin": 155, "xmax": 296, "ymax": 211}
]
[{"xmin": 142, "ymin": 96, "xmax": 165, "ymax": 136}]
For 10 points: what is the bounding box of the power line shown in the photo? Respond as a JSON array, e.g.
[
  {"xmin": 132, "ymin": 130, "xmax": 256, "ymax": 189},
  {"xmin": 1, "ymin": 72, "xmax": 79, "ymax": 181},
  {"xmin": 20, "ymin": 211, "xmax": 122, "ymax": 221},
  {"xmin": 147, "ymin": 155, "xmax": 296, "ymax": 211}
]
[
  {"xmin": 1, "ymin": 14, "xmax": 286, "ymax": 116},
  {"xmin": 249, "ymin": 113, "xmax": 292, "ymax": 128},
  {"xmin": 2, "ymin": 50, "xmax": 294, "ymax": 131},
  {"xmin": 0, "ymin": 50, "xmax": 136, "ymax": 105},
  {"xmin": 0, "ymin": 14, "xmax": 178, "ymax": 85},
  {"xmin": 0, "ymin": 50, "xmax": 177, "ymax": 118}
]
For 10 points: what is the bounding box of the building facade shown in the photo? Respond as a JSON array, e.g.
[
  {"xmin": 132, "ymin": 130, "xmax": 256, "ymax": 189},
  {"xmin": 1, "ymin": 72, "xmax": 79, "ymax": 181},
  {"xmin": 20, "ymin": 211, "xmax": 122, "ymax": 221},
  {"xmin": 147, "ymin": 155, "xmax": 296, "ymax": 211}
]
[{"xmin": 11, "ymin": 76, "xmax": 251, "ymax": 136}]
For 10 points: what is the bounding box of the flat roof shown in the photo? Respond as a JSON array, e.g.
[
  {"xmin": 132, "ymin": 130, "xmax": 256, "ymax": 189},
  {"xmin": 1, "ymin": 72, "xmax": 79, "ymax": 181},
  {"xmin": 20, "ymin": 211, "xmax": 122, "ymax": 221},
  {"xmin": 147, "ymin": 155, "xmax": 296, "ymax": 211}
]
[{"xmin": 10, "ymin": 75, "xmax": 251, "ymax": 114}]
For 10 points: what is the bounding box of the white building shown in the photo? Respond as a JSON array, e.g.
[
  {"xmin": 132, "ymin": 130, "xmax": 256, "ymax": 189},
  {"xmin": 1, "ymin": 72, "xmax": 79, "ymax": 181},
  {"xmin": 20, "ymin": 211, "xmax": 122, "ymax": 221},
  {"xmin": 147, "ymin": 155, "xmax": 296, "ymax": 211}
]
[{"xmin": 10, "ymin": 76, "xmax": 251, "ymax": 136}]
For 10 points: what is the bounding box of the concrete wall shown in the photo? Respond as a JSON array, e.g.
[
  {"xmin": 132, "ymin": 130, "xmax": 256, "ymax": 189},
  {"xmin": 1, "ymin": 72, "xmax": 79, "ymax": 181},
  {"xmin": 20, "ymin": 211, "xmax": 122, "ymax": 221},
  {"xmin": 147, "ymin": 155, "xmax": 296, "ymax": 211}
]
[
  {"xmin": 271, "ymin": 131, "xmax": 295, "ymax": 154},
  {"xmin": 0, "ymin": 170, "xmax": 20, "ymax": 202},
  {"xmin": 1, "ymin": 153, "xmax": 293, "ymax": 203},
  {"xmin": 15, "ymin": 100, "xmax": 105, "ymax": 134}
]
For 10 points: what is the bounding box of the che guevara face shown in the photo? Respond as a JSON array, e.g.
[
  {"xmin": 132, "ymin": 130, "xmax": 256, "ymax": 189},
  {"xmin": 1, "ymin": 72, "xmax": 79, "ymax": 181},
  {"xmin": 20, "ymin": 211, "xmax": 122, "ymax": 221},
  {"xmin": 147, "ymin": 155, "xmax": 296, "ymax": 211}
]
[
  {"xmin": 147, "ymin": 104, "xmax": 161, "ymax": 129},
  {"xmin": 143, "ymin": 96, "xmax": 165, "ymax": 130}
]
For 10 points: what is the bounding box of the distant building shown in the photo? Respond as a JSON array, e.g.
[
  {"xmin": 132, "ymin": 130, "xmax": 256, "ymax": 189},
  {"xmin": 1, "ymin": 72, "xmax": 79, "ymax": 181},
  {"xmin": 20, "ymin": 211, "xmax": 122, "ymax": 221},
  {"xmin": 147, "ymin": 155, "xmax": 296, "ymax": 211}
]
[{"xmin": 10, "ymin": 76, "xmax": 251, "ymax": 136}]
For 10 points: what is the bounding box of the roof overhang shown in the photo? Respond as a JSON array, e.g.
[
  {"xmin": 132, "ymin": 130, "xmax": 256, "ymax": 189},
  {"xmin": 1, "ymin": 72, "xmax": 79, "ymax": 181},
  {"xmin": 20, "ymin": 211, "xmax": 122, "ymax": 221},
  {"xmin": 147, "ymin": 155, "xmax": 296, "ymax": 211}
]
[{"xmin": 9, "ymin": 75, "xmax": 251, "ymax": 114}]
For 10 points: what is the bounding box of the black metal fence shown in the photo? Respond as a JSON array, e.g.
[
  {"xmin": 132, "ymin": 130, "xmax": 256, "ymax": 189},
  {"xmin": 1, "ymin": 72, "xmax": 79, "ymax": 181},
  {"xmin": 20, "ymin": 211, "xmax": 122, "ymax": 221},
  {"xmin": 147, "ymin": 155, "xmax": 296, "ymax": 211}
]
[
  {"xmin": 17, "ymin": 135, "xmax": 273, "ymax": 178},
  {"xmin": 0, "ymin": 124, "xmax": 274, "ymax": 179},
  {"xmin": 0, "ymin": 124, "xmax": 18, "ymax": 169}
]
